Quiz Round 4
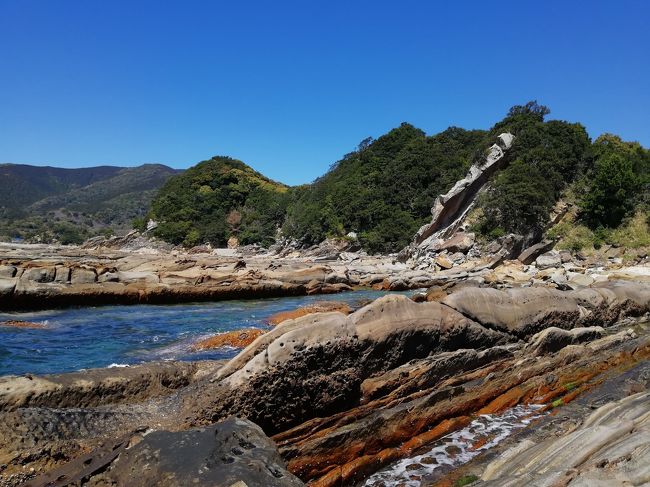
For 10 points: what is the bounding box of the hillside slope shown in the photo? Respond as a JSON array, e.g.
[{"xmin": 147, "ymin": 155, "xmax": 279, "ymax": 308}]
[
  {"xmin": 0, "ymin": 164, "xmax": 123, "ymax": 211},
  {"xmin": 149, "ymin": 156, "xmax": 288, "ymax": 247},
  {"xmin": 0, "ymin": 164, "xmax": 179, "ymax": 244}
]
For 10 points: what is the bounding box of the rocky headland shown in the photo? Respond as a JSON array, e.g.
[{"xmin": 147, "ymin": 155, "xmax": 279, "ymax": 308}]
[{"xmin": 0, "ymin": 274, "xmax": 648, "ymax": 487}]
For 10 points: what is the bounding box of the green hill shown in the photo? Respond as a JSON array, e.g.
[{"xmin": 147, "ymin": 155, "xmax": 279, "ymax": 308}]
[
  {"xmin": 0, "ymin": 164, "xmax": 179, "ymax": 244},
  {"xmin": 149, "ymin": 156, "xmax": 288, "ymax": 247},
  {"xmin": 283, "ymin": 124, "xmax": 487, "ymax": 252}
]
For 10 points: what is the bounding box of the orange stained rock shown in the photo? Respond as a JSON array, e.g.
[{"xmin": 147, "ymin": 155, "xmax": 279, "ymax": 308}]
[
  {"xmin": 400, "ymin": 416, "xmax": 472, "ymax": 455},
  {"xmin": 190, "ymin": 328, "xmax": 264, "ymax": 351},
  {"xmin": 266, "ymin": 301, "xmax": 352, "ymax": 325},
  {"xmin": 477, "ymin": 386, "xmax": 528, "ymax": 415},
  {"xmin": 308, "ymin": 466, "xmax": 341, "ymax": 487},
  {"xmin": 0, "ymin": 320, "xmax": 47, "ymax": 329}
]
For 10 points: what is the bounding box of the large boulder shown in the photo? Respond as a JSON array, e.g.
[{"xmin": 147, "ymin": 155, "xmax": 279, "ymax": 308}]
[
  {"xmin": 535, "ymin": 250, "xmax": 562, "ymax": 269},
  {"xmin": 186, "ymin": 295, "xmax": 508, "ymax": 433},
  {"xmin": 30, "ymin": 418, "xmax": 304, "ymax": 487},
  {"xmin": 97, "ymin": 418, "xmax": 304, "ymax": 487},
  {"xmin": 517, "ymin": 239, "xmax": 554, "ymax": 265}
]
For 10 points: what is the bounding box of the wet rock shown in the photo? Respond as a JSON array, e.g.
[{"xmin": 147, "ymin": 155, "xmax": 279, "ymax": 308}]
[
  {"xmin": 191, "ymin": 329, "xmax": 265, "ymax": 351},
  {"xmin": 0, "ymin": 320, "xmax": 47, "ymax": 329},
  {"xmin": 480, "ymin": 391, "xmax": 650, "ymax": 486},
  {"xmin": 266, "ymin": 301, "xmax": 353, "ymax": 325}
]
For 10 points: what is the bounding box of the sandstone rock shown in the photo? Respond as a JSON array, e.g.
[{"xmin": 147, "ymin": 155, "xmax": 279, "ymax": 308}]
[
  {"xmin": 517, "ymin": 240, "xmax": 554, "ymax": 265},
  {"xmin": 0, "ymin": 265, "xmax": 17, "ymax": 278},
  {"xmin": 191, "ymin": 329, "xmax": 265, "ymax": 351},
  {"xmin": 54, "ymin": 266, "xmax": 71, "ymax": 283},
  {"xmin": 0, "ymin": 360, "xmax": 218, "ymax": 411},
  {"xmin": 266, "ymin": 301, "xmax": 353, "ymax": 325},
  {"xmin": 425, "ymin": 285, "xmax": 447, "ymax": 302},
  {"xmin": 481, "ymin": 391, "xmax": 650, "ymax": 486},
  {"xmin": 441, "ymin": 286, "xmax": 583, "ymax": 336},
  {"xmin": 559, "ymin": 250, "xmax": 573, "ymax": 263},
  {"xmin": 437, "ymin": 232, "xmax": 475, "ymax": 254},
  {"xmin": 199, "ymin": 295, "xmax": 507, "ymax": 433},
  {"xmin": 524, "ymin": 326, "xmax": 605, "ymax": 356},
  {"xmin": 0, "ymin": 278, "xmax": 16, "ymax": 298},
  {"xmin": 98, "ymin": 271, "xmax": 120, "ymax": 283},
  {"xmin": 70, "ymin": 267, "xmax": 97, "ymax": 284},
  {"xmin": 22, "ymin": 266, "xmax": 55, "ymax": 282},
  {"xmin": 535, "ymin": 250, "xmax": 562, "ymax": 269},
  {"xmin": 567, "ymin": 272, "xmax": 594, "ymax": 288},
  {"xmin": 436, "ymin": 254, "xmax": 454, "ymax": 270},
  {"xmin": 116, "ymin": 271, "xmax": 159, "ymax": 284}
]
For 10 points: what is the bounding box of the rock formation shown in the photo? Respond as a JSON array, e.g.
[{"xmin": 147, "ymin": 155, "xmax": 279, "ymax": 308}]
[
  {"xmin": 1, "ymin": 277, "xmax": 648, "ymax": 487},
  {"xmin": 400, "ymin": 132, "xmax": 514, "ymax": 262}
]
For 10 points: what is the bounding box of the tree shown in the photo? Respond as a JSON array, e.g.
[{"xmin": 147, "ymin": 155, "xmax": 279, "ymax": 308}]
[{"xmin": 580, "ymin": 152, "xmax": 639, "ymax": 228}]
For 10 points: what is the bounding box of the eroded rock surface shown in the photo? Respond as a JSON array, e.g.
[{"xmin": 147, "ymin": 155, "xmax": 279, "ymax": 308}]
[{"xmin": 1, "ymin": 279, "xmax": 648, "ymax": 487}]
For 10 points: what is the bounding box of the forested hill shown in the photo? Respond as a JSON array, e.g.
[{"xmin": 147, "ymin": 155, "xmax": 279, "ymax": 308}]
[
  {"xmin": 0, "ymin": 164, "xmax": 179, "ymax": 244},
  {"xmin": 150, "ymin": 102, "xmax": 649, "ymax": 254}
]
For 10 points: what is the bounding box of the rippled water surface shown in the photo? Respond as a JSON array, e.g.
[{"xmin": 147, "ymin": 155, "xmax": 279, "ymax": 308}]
[
  {"xmin": 0, "ymin": 289, "xmax": 403, "ymax": 376},
  {"xmin": 364, "ymin": 404, "xmax": 545, "ymax": 487}
]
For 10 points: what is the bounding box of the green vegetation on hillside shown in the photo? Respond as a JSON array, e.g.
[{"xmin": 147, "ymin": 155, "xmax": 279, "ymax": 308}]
[
  {"xmin": 0, "ymin": 164, "xmax": 177, "ymax": 244},
  {"xmin": 5, "ymin": 102, "xmax": 647, "ymax": 252},
  {"xmin": 474, "ymin": 102, "xmax": 592, "ymax": 239},
  {"xmin": 149, "ymin": 156, "xmax": 288, "ymax": 247},
  {"xmin": 283, "ymin": 124, "xmax": 487, "ymax": 252}
]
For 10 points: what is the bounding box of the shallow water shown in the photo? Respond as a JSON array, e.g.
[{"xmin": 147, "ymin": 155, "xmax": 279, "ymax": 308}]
[
  {"xmin": 364, "ymin": 404, "xmax": 545, "ymax": 487},
  {"xmin": 0, "ymin": 289, "xmax": 405, "ymax": 376}
]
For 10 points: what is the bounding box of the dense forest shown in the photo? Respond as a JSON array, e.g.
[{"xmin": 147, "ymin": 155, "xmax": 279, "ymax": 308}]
[
  {"xmin": 147, "ymin": 157, "xmax": 289, "ymax": 247},
  {"xmin": 148, "ymin": 102, "xmax": 648, "ymax": 253}
]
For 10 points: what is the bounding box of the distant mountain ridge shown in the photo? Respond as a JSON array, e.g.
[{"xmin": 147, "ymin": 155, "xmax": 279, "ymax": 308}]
[
  {"xmin": 0, "ymin": 163, "xmax": 180, "ymax": 243},
  {"xmin": 0, "ymin": 164, "xmax": 124, "ymax": 210}
]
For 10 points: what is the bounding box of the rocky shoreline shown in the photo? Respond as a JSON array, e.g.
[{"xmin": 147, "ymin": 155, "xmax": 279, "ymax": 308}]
[{"xmin": 0, "ymin": 274, "xmax": 648, "ymax": 487}]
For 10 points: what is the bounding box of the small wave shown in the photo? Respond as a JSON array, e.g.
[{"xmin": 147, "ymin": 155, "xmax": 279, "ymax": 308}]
[{"xmin": 107, "ymin": 363, "xmax": 130, "ymax": 368}]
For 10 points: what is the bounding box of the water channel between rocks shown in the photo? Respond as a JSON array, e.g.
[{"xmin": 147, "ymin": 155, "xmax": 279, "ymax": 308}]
[
  {"xmin": 364, "ymin": 404, "xmax": 546, "ymax": 487},
  {"xmin": 0, "ymin": 289, "xmax": 411, "ymax": 376}
]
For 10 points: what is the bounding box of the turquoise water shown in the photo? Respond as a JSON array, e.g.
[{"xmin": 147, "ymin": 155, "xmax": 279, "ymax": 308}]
[{"xmin": 0, "ymin": 290, "xmax": 406, "ymax": 376}]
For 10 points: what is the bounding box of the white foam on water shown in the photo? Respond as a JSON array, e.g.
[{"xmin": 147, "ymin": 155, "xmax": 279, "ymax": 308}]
[
  {"xmin": 364, "ymin": 404, "xmax": 545, "ymax": 487},
  {"xmin": 107, "ymin": 363, "xmax": 130, "ymax": 368}
]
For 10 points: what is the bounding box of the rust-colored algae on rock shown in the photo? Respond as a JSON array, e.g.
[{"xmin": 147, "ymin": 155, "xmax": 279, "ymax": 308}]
[
  {"xmin": 1, "ymin": 320, "xmax": 47, "ymax": 329},
  {"xmin": 190, "ymin": 328, "xmax": 265, "ymax": 351},
  {"xmin": 265, "ymin": 301, "xmax": 352, "ymax": 325}
]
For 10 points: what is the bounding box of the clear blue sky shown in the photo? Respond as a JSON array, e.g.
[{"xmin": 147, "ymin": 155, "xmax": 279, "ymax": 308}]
[{"xmin": 1, "ymin": 0, "xmax": 648, "ymax": 185}]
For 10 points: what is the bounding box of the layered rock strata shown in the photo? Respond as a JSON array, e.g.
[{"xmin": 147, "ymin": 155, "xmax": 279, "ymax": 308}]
[{"xmin": 0, "ymin": 280, "xmax": 648, "ymax": 487}]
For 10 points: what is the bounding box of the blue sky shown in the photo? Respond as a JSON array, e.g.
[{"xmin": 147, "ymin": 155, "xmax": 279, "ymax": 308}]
[{"xmin": 1, "ymin": 1, "xmax": 648, "ymax": 185}]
